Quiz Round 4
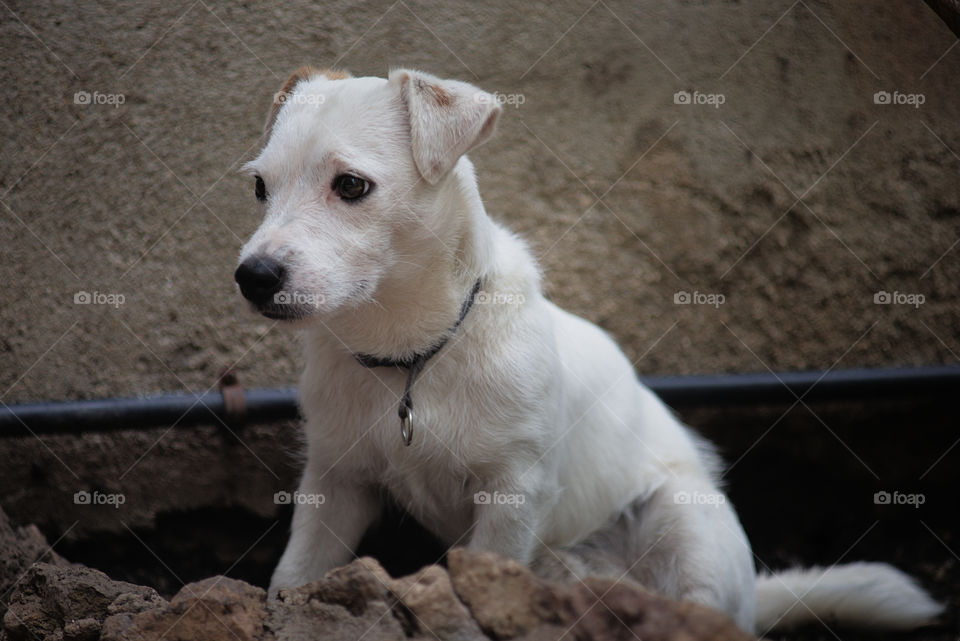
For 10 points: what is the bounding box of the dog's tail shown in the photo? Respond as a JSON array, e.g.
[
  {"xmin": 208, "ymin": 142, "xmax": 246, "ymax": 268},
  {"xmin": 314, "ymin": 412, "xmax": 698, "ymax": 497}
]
[{"xmin": 754, "ymin": 562, "xmax": 943, "ymax": 634}]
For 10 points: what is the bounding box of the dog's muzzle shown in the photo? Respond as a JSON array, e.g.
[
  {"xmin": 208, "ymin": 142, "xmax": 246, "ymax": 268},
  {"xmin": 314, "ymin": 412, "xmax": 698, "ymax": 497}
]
[{"xmin": 234, "ymin": 255, "xmax": 286, "ymax": 307}]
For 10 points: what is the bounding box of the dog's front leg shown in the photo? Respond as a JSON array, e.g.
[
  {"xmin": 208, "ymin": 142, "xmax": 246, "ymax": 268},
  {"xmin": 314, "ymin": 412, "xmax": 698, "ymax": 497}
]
[
  {"xmin": 269, "ymin": 478, "xmax": 380, "ymax": 596},
  {"xmin": 467, "ymin": 474, "xmax": 542, "ymax": 564}
]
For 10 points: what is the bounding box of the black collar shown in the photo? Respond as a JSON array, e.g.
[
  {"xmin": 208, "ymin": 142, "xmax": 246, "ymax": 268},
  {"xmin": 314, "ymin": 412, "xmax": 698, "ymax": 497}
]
[{"xmin": 354, "ymin": 278, "xmax": 483, "ymax": 446}]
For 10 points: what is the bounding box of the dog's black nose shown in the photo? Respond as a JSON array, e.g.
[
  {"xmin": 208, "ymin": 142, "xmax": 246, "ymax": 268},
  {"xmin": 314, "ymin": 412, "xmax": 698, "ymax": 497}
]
[{"xmin": 235, "ymin": 255, "xmax": 286, "ymax": 305}]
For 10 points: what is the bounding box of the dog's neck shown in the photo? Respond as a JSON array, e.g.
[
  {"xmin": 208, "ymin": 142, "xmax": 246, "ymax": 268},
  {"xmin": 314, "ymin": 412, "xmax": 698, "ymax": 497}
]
[{"xmin": 309, "ymin": 161, "xmax": 496, "ymax": 362}]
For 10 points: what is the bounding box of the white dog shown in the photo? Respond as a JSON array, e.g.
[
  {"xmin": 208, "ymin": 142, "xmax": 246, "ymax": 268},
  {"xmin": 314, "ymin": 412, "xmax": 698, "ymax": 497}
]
[{"xmin": 235, "ymin": 66, "xmax": 942, "ymax": 634}]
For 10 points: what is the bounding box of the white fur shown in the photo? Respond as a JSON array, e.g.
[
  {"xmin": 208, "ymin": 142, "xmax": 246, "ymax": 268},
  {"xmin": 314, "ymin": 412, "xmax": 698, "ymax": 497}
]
[
  {"xmin": 755, "ymin": 563, "xmax": 944, "ymax": 632},
  {"xmin": 237, "ymin": 68, "xmax": 942, "ymax": 634}
]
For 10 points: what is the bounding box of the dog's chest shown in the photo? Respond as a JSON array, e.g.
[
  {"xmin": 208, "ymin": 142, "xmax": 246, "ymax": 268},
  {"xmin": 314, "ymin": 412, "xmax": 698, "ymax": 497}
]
[
  {"xmin": 378, "ymin": 455, "xmax": 476, "ymax": 543},
  {"xmin": 304, "ymin": 348, "xmax": 526, "ymax": 541},
  {"xmin": 375, "ymin": 395, "xmax": 489, "ymax": 541},
  {"xmin": 334, "ymin": 376, "xmax": 499, "ymax": 541}
]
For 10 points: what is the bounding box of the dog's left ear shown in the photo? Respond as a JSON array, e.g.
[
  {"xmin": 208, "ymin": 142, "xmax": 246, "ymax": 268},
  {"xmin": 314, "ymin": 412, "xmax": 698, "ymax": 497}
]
[{"xmin": 390, "ymin": 69, "xmax": 502, "ymax": 184}]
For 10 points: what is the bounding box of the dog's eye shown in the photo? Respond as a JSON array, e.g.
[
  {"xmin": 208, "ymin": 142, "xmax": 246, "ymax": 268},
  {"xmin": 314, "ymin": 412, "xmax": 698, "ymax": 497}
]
[
  {"xmin": 333, "ymin": 174, "xmax": 371, "ymax": 201},
  {"xmin": 254, "ymin": 176, "xmax": 267, "ymax": 202}
]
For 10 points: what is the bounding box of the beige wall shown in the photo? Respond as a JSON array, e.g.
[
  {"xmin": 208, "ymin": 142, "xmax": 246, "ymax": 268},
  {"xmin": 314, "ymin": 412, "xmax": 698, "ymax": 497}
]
[{"xmin": 2, "ymin": 0, "xmax": 958, "ymax": 404}]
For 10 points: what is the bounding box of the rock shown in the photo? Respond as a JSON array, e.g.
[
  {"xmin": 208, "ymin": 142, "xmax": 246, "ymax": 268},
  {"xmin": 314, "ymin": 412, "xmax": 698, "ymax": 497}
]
[
  {"xmin": 448, "ymin": 548, "xmax": 754, "ymax": 641},
  {"xmin": 388, "ymin": 563, "xmax": 483, "ymax": 640},
  {"xmin": 447, "ymin": 548, "xmax": 566, "ymax": 638},
  {"xmin": 62, "ymin": 617, "xmax": 99, "ymax": 641},
  {"xmin": 568, "ymin": 576, "xmax": 754, "ymax": 641},
  {"xmin": 98, "ymin": 590, "xmax": 172, "ymax": 641},
  {"xmin": 269, "ymin": 565, "xmax": 404, "ymax": 641},
  {"xmin": 2, "ymin": 563, "xmax": 165, "ymax": 641},
  {"xmin": 269, "ymin": 557, "xmax": 484, "ymax": 641},
  {"xmin": 107, "ymin": 590, "xmax": 167, "ymax": 616},
  {"xmin": 2, "ymin": 531, "xmax": 753, "ymax": 641},
  {"xmin": 98, "ymin": 613, "xmax": 138, "ymax": 640},
  {"xmin": 102, "ymin": 576, "xmax": 266, "ymax": 641},
  {"xmin": 0, "ymin": 506, "xmax": 71, "ymax": 620}
]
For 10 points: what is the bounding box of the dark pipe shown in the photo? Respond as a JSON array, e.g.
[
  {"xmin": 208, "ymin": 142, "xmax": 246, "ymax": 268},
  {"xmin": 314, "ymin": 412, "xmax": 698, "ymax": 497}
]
[
  {"xmin": 1, "ymin": 388, "xmax": 299, "ymax": 437},
  {"xmin": 646, "ymin": 364, "xmax": 960, "ymax": 407},
  {"xmin": 1, "ymin": 366, "xmax": 958, "ymax": 437}
]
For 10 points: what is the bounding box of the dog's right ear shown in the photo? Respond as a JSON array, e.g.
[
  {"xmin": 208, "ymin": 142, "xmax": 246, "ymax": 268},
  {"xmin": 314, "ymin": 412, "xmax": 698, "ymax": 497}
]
[
  {"xmin": 390, "ymin": 69, "xmax": 502, "ymax": 184},
  {"xmin": 265, "ymin": 66, "xmax": 351, "ymax": 136}
]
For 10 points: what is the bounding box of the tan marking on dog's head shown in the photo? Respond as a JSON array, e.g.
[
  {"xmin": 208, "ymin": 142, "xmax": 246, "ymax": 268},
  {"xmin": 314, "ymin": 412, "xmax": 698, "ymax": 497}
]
[
  {"xmin": 415, "ymin": 78, "xmax": 453, "ymax": 107},
  {"xmin": 318, "ymin": 68, "xmax": 351, "ymax": 81},
  {"xmin": 265, "ymin": 66, "xmax": 352, "ymax": 135}
]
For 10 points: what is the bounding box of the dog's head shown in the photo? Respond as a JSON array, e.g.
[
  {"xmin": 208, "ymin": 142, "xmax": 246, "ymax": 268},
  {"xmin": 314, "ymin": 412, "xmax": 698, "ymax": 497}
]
[{"xmin": 234, "ymin": 67, "xmax": 501, "ymax": 321}]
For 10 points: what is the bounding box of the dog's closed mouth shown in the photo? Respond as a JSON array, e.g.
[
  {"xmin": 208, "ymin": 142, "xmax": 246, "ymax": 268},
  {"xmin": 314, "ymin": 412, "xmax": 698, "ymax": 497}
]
[{"xmin": 253, "ymin": 302, "xmax": 316, "ymax": 321}]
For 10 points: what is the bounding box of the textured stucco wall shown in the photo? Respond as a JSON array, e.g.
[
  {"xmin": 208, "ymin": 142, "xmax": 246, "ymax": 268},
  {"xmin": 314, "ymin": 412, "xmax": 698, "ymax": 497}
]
[{"xmin": 2, "ymin": 0, "xmax": 958, "ymax": 407}]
